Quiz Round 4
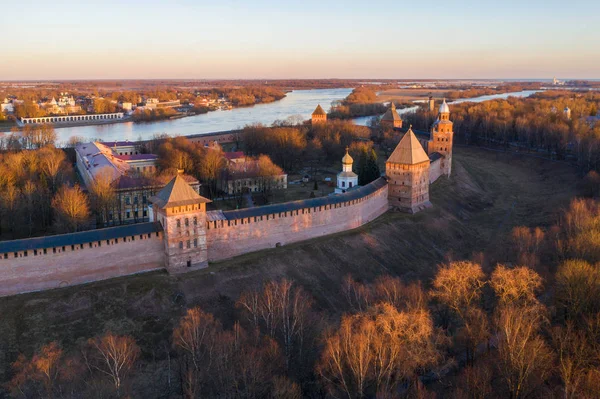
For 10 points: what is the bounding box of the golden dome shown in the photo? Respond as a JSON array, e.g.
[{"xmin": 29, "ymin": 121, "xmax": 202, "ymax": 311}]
[{"xmin": 342, "ymin": 147, "xmax": 353, "ymax": 165}]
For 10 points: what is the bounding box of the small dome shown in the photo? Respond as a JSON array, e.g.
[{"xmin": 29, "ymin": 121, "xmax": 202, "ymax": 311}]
[
  {"xmin": 342, "ymin": 147, "xmax": 353, "ymax": 165},
  {"xmin": 439, "ymin": 99, "xmax": 450, "ymax": 114}
]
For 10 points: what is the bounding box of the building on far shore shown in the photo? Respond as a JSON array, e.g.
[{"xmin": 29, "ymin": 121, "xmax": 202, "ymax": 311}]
[
  {"xmin": 311, "ymin": 104, "xmax": 327, "ymax": 124},
  {"xmin": 335, "ymin": 147, "xmax": 359, "ymax": 194},
  {"xmin": 144, "ymin": 98, "xmax": 181, "ymax": 109}
]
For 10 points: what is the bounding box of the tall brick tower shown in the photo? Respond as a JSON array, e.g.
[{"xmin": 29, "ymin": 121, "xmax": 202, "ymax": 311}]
[
  {"xmin": 427, "ymin": 99, "xmax": 454, "ymax": 177},
  {"xmin": 386, "ymin": 127, "xmax": 431, "ymax": 213},
  {"xmin": 311, "ymin": 104, "xmax": 327, "ymax": 124},
  {"xmin": 150, "ymin": 174, "xmax": 211, "ymax": 273}
]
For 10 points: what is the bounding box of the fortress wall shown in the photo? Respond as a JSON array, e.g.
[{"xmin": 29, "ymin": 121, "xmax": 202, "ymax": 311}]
[
  {"xmin": 0, "ymin": 233, "xmax": 165, "ymax": 297},
  {"xmin": 206, "ymin": 182, "xmax": 389, "ymax": 262},
  {"xmin": 429, "ymin": 158, "xmax": 442, "ymax": 183}
]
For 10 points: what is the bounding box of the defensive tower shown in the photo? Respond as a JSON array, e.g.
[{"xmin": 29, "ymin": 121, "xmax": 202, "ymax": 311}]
[
  {"xmin": 150, "ymin": 174, "xmax": 211, "ymax": 273},
  {"xmin": 311, "ymin": 104, "xmax": 327, "ymax": 124},
  {"xmin": 380, "ymin": 102, "xmax": 403, "ymax": 129},
  {"xmin": 386, "ymin": 126, "xmax": 431, "ymax": 213}
]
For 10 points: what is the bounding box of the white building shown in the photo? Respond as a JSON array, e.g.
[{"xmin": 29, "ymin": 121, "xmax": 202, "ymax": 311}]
[
  {"xmin": 335, "ymin": 147, "xmax": 359, "ymax": 194},
  {"xmin": 1, "ymin": 98, "xmax": 13, "ymax": 113}
]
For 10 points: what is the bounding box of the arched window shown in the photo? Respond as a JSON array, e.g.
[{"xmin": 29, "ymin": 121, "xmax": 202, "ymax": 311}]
[
  {"xmin": 185, "ymin": 218, "xmax": 189, "ymax": 227},
  {"xmin": 176, "ymin": 219, "xmax": 181, "ymax": 227},
  {"xmin": 179, "ymin": 241, "xmax": 183, "ymax": 249},
  {"xmin": 193, "ymin": 217, "xmax": 198, "ymax": 225}
]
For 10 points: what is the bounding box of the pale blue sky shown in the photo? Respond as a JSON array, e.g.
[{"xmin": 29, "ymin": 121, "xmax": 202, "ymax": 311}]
[{"xmin": 1, "ymin": 0, "xmax": 598, "ymax": 79}]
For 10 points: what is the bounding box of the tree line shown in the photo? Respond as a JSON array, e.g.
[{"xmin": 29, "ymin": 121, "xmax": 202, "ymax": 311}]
[{"xmin": 404, "ymin": 91, "xmax": 600, "ymax": 174}]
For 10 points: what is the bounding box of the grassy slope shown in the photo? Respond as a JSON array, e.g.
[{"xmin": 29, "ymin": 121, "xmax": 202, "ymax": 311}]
[{"xmin": 0, "ymin": 146, "xmax": 579, "ymax": 383}]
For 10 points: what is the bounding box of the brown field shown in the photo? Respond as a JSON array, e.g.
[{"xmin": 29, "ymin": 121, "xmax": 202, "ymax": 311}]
[
  {"xmin": 377, "ymin": 88, "xmax": 451, "ymax": 102},
  {"xmin": 0, "ymin": 146, "xmax": 580, "ymax": 387}
]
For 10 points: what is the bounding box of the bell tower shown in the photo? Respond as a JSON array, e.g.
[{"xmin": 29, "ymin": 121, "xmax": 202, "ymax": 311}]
[
  {"xmin": 428, "ymin": 99, "xmax": 454, "ymax": 176},
  {"xmin": 150, "ymin": 174, "xmax": 211, "ymax": 273}
]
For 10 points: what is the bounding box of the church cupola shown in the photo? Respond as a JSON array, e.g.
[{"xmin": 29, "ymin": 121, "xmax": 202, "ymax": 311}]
[
  {"xmin": 438, "ymin": 99, "xmax": 450, "ymax": 121},
  {"xmin": 341, "ymin": 147, "xmax": 353, "ymax": 171}
]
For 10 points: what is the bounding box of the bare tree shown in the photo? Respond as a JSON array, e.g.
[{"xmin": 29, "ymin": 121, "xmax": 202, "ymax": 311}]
[
  {"xmin": 495, "ymin": 305, "xmax": 553, "ymax": 399},
  {"xmin": 555, "ymin": 259, "xmax": 600, "ymax": 320},
  {"xmin": 490, "ymin": 264, "xmax": 543, "ymax": 307},
  {"xmin": 431, "ymin": 261, "xmax": 486, "ymax": 318},
  {"xmin": 237, "ymin": 279, "xmax": 313, "ymax": 369},
  {"xmin": 172, "ymin": 306, "xmax": 221, "ymax": 397},
  {"xmin": 86, "ymin": 332, "xmax": 140, "ymax": 396},
  {"xmin": 52, "ymin": 185, "xmax": 90, "ymax": 232},
  {"xmin": 552, "ymin": 323, "xmax": 593, "ymax": 399}
]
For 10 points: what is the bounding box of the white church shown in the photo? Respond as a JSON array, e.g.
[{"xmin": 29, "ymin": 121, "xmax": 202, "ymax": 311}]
[{"xmin": 335, "ymin": 147, "xmax": 359, "ymax": 194}]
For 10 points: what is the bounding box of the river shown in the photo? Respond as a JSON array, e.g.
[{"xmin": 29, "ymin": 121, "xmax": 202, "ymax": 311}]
[
  {"xmin": 53, "ymin": 88, "xmax": 353, "ymax": 145},
  {"xmin": 352, "ymin": 89, "xmax": 542, "ymax": 126},
  {"xmin": 53, "ymin": 88, "xmax": 541, "ymax": 144}
]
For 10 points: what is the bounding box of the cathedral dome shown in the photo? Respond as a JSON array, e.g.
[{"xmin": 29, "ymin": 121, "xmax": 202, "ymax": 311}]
[
  {"xmin": 439, "ymin": 99, "xmax": 450, "ymax": 114},
  {"xmin": 342, "ymin": 147, "xmax": 353, "ymax": 165}
]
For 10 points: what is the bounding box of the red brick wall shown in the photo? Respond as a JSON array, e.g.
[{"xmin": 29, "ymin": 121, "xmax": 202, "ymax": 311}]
[
  {"xmin": 0, "ymin": 233, "xmax": 165, "ymax": 297},
  {"xmin": 206, "ymin": 183, "xmax": 389, "ymax": 262}
]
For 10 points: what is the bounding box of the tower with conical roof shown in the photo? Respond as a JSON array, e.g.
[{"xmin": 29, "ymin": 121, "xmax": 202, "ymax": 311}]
[
  {"xmin": 150, "ymin": 174, "xmax": 211, "ymax": 273},
  {"xmin": 380, "ymin": 102, "xmax": 403, "ymax": 129},
  {"xmin": 427, "ymin": 99, "xmax": 454, "ymax": 177},
  {"xmin": 335, "ymin": 147, "xmax": 359, "ymax": 193},
  {"xmin": 311, "ymin": 104, "xmax": 327, "ymax": 124},
  {"xmin": 386, "ymin": 126, "xmax": 431, "ymax": 213}
]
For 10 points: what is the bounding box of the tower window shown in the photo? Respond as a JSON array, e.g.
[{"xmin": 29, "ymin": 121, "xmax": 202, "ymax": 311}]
[
  {"xmin": 179, "ymin": 241, "xmax": 183, "ymax": 249},
  {"xmin": 177, "ymin": 219, "xmax": 181, "ymax": 227},
  {"xmin": 185, "ymin": 218, "xmax": 189, "ymax": 227}
]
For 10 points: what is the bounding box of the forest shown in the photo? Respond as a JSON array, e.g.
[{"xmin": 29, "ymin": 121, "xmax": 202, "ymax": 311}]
[{"xmin": 404, "ymin": 91, "xmax": 600, "ymax": 173}]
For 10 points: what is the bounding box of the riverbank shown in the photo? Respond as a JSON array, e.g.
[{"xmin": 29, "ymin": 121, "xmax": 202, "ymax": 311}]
[
  {"xmin": 47, "ymin": 88, "xmax": 353, "ymax": 145},
  {"xmin": 0, "ymin": 116, "xmax": 134, "ymax": 133}
]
